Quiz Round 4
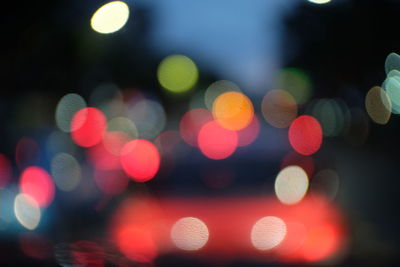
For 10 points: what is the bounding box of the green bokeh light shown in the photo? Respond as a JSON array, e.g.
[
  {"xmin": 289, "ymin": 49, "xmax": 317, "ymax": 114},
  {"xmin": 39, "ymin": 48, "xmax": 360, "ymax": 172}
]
[
  {"xmin": 276, "ymin": 68, "xmax": 312, "ymax": 105},
  {"xmin": 157, "ymin": 55, "xmax": 199, "ymax": 93}
]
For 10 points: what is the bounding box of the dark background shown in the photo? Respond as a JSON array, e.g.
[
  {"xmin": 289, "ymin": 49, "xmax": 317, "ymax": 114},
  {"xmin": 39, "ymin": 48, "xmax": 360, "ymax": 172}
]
[{"xmin": 1, "ymin": 0, "xmax": 400, "ymax": 265}]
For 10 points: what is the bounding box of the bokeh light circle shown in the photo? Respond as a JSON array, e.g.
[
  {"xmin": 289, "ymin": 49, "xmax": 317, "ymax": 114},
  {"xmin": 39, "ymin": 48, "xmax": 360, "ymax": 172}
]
[
  {"xmin": 276, "ymin": 68, "xmax": 312, "ymax": 104},
  {"xmin": 261, "ymin": 89, "xmax": 298, "ymax": 128},
  {"xmin": 365, "ymin": 86, "xmax": 391, "ymax": 125},
  {"xmin": 251, "ymin": 216, "xmax": 287, "ymax": 251},
  {"xmin": 20, "ymin": 166, "xmax": 55, "ymax": 207},
  {"xmin": 171, "ymin": 217, "xmax": 209, "ymax": 251},
  {"xmin": 383, "ymin": 75, "xmax": 400, "ymax": 114},
  {"xmin": 212, "ymin": 91, "xmax": 254, "ymax": 131},
  {"xmin": 14, "ymin": 194, "xmax": 41, "ymax": 230},
  {"xmin": 179, "ymin": 108, "xmax": 213, "ymax": 147},
  {"xmin": 116, "ymin": 225, "xmax": 157, "ymax": 263},
  {"xmin": 237, "ymin": 115, "xmax": 260, "ymax": 147},
  {"xmin": 120, "ymin": 139, "xmax": 160, "ymax": 182},
  {"xmin": 55, "ymin": 93, "xmax": 87, "ymax": 133},
  {"xmin": 71, "ymin": 107, "xmax": 107, "ymax": 148},
  {"xmin": 90, "ymin": 1, "xmax": 130, "ymax": 34},
  {"xmin": 288, "ymin": 115, "xmax": 322, "ymax": 156},
  {"xmin": 127, "ymin": 98, "xmax": 166, "ymax": 139},
  {"xmin": 309, "ymin": 98, "xmax": 347, "ymax": 137},
  {"xmin": 51, "ymin": 153, "xmax": 82, "ymax": 192},
  {"xmin": 385, "ymin": 52, "xmax": 400, "ymax": 75},
  {"xmin": 107, "ymin": 117, "xmax": 138, "ymax": 138},
  {"xmin": 204, "ymin": 80, "xmax": 241, "ymax": 111},
  {"xmin": 198, "ymin": 121, "xmax": 238, "ymax": 160},
  {"xmin": 308, "ymin": 0, "xmax": 331, "ymax": 4},
  {"xmin": 157, "ymin": 55, "xmax": 198, "ymax": 93},
  {"xmin": 275, "ymin": 165, "xmax": 309, "ymax": 205}
]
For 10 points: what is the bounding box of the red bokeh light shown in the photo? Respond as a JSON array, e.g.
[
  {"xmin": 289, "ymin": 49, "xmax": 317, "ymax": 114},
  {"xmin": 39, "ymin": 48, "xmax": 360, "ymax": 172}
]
[
  {"xmin": 288, "ymin": 115, "xmax": 322, "ymax": 156},
  {"xmin": 71, "ymin": 107, "xmax": 107, "ymax": 148},
  {"xmin": 110, "ymin": 195, "xmax": 345, "ymax": 263},
  {"xmin": 0, "ymin": 154, "xmax": 12, "ymax": 188},
  {"xmin": 301, "ymin": 223, "xmax": 341, "ymax": 262},
  {"xmin": 198, "ymin": 121, "xmax": 238, "ymax": 160},
  {"xmin": 120, "ymin": 139, "xmax": 160, "ymax": 182},
  {"xmin": 19, "ymin": 166, "xmax": 55, "ymax": 207},
  {"xmin": 237, "ymin": 115, "xmax": 260, "ymax": 147},
  {"xmin": 281, "ymin": 151, "xmax": 314, "ymax": 177},
  {"xmin": 180, "ymin": 108, "xmax": 213, "ymax": 147},
  {"xmin": 116, "ymin": 224, "xmax": 158, "ymax": 263}
]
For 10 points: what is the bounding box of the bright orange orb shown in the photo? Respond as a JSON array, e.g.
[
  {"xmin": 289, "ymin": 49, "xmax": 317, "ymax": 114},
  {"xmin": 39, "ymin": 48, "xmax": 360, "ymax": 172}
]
[{"xmin": 212, "ymin": 92, "xmax": 254, "ymax": 131}]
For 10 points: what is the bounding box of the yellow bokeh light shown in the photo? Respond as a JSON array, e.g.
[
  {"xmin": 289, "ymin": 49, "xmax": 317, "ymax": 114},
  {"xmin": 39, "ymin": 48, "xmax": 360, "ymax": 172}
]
[
  {"xmin": 171, "ymin": 217, "xmax": 209, "ymax": 251},
  {"xmin": 275, "ymin": 165, "xmax": 309, "ymax": 205},
  {"xmin": 90, "ymin": 1, "xmax": 130, "ymax": 34},
  {"xmin": 157, "ymin": 55, "xmax": 199, "ymax": 93},
  {"xmin": 365, "ymin": 86, "xmax": 391, "ymax": 125},
  {"xmin": 14, "ymin": 194, "xmax": 41, "ymax": 230},
  {"xmin": 212, "ymin": 92, "xmax": 254, "ymax": 131},
  {"xmin": 251, "ymin": 216, "xmax": 287, "ymax": 251}
]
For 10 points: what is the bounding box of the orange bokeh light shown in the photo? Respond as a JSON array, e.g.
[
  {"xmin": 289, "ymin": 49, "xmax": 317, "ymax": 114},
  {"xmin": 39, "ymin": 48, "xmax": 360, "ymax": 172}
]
[{"xmin": 212, "ymin": 92, "xmax": 254, "ymax": 131}]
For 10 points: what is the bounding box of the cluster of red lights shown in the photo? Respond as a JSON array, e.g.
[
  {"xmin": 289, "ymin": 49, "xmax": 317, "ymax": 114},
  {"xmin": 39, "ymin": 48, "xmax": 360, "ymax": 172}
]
[
  {"xmin": 111, "ymin": 195, "xmax": 345, "ymax": 264},
  {"xmin": 3, "ymin": 86, "xmax": 330, "ymax": 265}
]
